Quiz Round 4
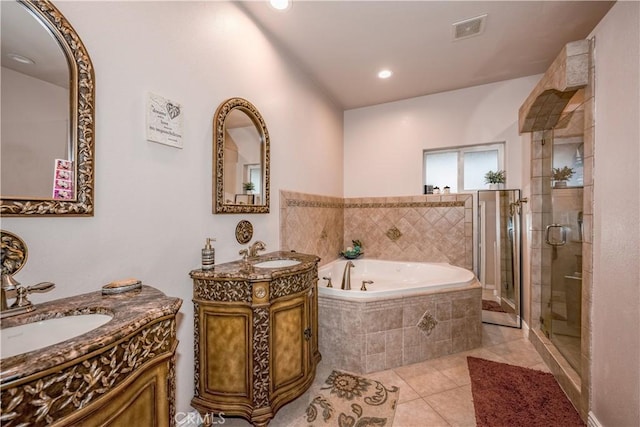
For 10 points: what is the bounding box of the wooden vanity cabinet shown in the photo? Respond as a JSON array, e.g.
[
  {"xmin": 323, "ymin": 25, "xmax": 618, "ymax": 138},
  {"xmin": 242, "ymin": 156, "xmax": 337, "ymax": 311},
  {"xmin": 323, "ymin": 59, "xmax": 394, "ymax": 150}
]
[
  {"xmin": 190, "ymin": 253, "xmax": 320, "ymax": 426},
  {"xmin": 0, "ymin": 287, "xmax": 181, "ymax": 427}
]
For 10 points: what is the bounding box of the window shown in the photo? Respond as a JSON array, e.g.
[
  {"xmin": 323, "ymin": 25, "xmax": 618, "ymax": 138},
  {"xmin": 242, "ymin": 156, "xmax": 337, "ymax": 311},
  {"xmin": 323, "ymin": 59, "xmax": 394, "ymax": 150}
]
[{"xmin": 424, "ymin": 142, "xmax": 505, "ymax": 192}]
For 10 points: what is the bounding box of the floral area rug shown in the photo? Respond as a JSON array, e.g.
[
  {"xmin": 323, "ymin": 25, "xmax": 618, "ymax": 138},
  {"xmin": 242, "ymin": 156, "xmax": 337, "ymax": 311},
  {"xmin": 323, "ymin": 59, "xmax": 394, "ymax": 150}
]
[{"xmin": 299, "ymin": 370, "xmax": 399, "ymax": 427}]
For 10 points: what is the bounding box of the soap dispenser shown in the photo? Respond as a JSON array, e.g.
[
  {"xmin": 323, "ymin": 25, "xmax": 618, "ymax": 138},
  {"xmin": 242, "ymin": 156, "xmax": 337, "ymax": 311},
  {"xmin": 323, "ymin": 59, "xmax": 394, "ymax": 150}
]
[{"xmin": 202, "ymin": 238, "xmax": 216, "ymax": 270}]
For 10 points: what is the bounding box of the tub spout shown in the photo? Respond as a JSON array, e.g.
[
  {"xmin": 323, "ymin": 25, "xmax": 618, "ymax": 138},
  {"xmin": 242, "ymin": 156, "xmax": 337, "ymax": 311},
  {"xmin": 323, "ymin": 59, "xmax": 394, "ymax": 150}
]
[{"xmin": 341, "ymin": 261, "xmax": 355, "ymax": 290}]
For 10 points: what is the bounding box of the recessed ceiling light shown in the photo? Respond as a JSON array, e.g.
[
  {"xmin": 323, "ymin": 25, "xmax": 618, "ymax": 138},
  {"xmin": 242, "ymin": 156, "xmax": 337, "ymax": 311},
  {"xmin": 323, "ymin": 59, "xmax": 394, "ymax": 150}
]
[
  {"xmin": 7, "ymin": 53, "xmax": 35, "ymax": 65},
  {"xmin": 270, "ymin": 0, "xmax": 291, "ymax": 11},
  {"xmin": 378, "ymin": 69, "xmax": 393, "ymax": 79}
]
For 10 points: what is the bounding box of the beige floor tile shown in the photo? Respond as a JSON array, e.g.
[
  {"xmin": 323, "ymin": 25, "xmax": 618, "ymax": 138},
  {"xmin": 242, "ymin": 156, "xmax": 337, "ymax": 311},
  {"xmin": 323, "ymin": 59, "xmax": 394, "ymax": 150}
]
[
  {"xmin": 392, "ymin": 398, "xmax": 451, "ymax": 427},
  {"xmin": 462, "ymin": 347, "xmax": 510, "ymax": 364},
  {"xmin": 393, "ymin": 359, "xmax": 439, "ymax": 380},
  {"xmin": 401, "ymin": 369, "xmax": 459, "ymax": 397},
  {"xmin": 365, "ymin": 369, "xmax": 421, "ymax": 403},
  {"xmin": 420, "ymin": 353, "xmax": 468, "ymax": 371},
  {"xmin": 424, "ymin": 385, "xmax": 477, "ymax": 427},
  {"xmin": 439, "ymin": 363, "xmax": 471, "ymax": 386},
  {"xmin": 482, "ymin": 324, "xmax": 527, "ymax": 345},
  {"xmin": 484, "ymin": 340, "xmax": 546, "ymax": 368},
  {"xmin": 528, "ymin": 362, "xmax": 552, "ymax": 373}
]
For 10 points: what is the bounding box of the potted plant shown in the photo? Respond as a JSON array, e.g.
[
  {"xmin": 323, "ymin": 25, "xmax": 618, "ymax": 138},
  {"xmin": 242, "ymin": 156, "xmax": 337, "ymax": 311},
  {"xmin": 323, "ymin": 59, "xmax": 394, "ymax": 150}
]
[
  {"xmin": 552, "ymin": 166, "xmax": 574, "ymax": 188},
  {"xmin": 243, "ymin": 182, "xmax": 255, "ymax": 194},
  {"xmin": 484, "ymin": 170, "xmax": 506, "ymax": 189}
]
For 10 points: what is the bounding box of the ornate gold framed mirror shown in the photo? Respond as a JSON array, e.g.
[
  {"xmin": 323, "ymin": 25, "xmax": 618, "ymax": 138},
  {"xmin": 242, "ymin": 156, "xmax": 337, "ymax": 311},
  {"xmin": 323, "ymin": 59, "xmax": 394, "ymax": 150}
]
[
  {"xmin": 213, "ymin": 98, "xmax": 270, "ymax": 214},
  {"xmin": 1, "ymin": 0, "xmax": 95, "ymax": 216}
]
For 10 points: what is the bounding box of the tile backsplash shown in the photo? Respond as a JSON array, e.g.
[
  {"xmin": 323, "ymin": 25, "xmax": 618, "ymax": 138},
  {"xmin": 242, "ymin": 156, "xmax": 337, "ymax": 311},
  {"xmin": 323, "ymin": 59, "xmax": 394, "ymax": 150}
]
[{"xmin": 280, "ymin": 191, "xmax": 473, "ymax": 269}]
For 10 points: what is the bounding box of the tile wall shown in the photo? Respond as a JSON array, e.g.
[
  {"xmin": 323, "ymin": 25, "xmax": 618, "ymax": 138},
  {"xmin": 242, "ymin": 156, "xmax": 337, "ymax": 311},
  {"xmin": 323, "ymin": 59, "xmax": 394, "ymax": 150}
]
[{"xmin": 280, "ymin": 191, "xmax": 473, "ymax": 269}]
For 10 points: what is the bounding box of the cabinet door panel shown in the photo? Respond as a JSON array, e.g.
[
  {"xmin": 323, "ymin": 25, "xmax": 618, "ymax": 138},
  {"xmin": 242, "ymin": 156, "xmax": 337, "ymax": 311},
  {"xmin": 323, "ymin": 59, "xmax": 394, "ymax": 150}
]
[
  {"xmin": 68, "ymin": 359, "xmax": 170, "ymax": 427},
  {"xmin": 202, "ymin": 306, "xmax": 252, "ymax": 398},
  {"xmin": 271, "ymin": 296, "xmax": 307, "ymax": 390}
]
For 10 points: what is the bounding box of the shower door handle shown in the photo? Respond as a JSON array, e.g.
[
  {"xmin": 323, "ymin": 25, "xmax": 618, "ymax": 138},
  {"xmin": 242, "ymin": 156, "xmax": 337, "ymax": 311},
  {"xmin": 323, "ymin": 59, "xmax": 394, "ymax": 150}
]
[{"xmin": 545, "ymin": 224, "xmax": 566, "ymax": 246}]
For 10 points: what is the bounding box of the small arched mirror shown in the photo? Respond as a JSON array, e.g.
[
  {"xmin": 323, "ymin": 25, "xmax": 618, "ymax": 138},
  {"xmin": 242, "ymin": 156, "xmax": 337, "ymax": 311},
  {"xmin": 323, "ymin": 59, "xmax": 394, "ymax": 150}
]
[
  {"xmin": 213, "ymin": 98, "xmax": 270, "ymax": 214},
  {"xmin": 0, "ymin": 0, "xmax": 95, "ymax": 216}
]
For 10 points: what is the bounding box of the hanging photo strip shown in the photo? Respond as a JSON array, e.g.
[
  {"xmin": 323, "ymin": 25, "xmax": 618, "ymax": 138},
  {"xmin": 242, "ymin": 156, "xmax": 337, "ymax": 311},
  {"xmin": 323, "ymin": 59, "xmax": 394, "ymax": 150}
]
[{"xmin": 52, "ymin": 159, "xmax": 74, "ymax": 200}]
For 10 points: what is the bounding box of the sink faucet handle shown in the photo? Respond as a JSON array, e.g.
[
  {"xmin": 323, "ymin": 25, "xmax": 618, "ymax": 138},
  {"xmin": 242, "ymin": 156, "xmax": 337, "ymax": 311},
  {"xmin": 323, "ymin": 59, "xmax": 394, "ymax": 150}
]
[
  {"xmin": 361, "ymin": 280, "xmax": 373, "ymax": 291},
  {"xmin": 322, "ymin": 276, "xmax": 333, "ymax": 288},
  {"xmin": 11, "ymin": 282, "xmax": 55, "ymax": 308},
  {"xmin": 27, "ymin": 282, "xmax": 55, "ymax": 293}
]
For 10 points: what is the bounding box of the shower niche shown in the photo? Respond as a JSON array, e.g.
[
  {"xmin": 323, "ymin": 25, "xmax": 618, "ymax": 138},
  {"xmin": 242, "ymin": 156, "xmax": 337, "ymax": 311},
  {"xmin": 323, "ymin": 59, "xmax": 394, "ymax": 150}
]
[{"xmin": 477, "ymin": 189, "xmax": 524, "ymax": 328}]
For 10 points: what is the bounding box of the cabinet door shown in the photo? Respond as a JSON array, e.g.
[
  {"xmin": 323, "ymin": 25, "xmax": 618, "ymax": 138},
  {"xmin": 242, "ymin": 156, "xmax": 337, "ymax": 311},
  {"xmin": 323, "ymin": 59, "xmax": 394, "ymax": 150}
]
[
  {"xmin": 65, "ymin": 356, "xmax": 172, "ymax": 427},
  {"xmin": 199, "ymin": 303, "xmax": 253, "ymax": 404},
  {"xmin": 270, "ymin": 290, "xmax": 310, "ymax": 393}
]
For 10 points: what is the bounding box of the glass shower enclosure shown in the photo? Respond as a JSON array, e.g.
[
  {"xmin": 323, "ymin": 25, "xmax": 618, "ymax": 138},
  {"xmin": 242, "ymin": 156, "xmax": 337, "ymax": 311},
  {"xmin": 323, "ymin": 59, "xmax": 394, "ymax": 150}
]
[
  {"xmin": 478, "ymin": 189, "xmax": 523, "ymax": 328},
  {"xmin": 540, "ymin": 91, "xmax": 585, "ymax": 375}
]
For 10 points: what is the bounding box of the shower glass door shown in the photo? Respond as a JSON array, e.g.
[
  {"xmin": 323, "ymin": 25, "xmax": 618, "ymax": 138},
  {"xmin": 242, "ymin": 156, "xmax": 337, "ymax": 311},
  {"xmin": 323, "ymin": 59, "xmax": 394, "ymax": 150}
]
[
  {"xmin": 541, "ymin": 92, "xmax": 585, "ymax": 375},
  {"xmin": 478, "ymin": 189, "xmax": 522, "ymax": 328}
]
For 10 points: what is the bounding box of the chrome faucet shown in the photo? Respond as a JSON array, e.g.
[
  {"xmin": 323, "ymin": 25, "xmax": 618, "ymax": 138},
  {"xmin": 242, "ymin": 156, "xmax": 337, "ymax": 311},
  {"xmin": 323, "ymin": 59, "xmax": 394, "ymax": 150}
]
[
  {"xmin": 1, "ymin": 274, "xmax": 55, "ymax": 319},
  {"xmin": 248, "ymin": 240, "xmax": 266, "ymax": 258},
  {"xmin": 341, "ymin": 261, "xmax": 355, "ymax": 290}
]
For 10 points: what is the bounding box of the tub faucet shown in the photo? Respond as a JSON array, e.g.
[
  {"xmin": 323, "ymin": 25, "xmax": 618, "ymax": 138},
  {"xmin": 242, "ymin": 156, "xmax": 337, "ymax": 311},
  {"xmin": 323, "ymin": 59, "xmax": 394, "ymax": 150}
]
[
  {"xmin": 341, "ymin": 261, "xmax": 355, "ymax": 290},
  {"xmin": 248, "ymin": 240, "xmax": 266, "ymax": 258}
]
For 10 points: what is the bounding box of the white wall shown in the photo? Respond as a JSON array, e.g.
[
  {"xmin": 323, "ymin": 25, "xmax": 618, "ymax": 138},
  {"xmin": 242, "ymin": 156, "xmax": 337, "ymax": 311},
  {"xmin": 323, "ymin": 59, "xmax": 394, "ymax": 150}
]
[
  {"xmin": 343, "ymin": 76, "xmax": 540, "ymax": 197},
  {"xmin": 1, "ymin": 1, "xmax": 343, "ymax": 416},
  {"xmin": 590, "ymin": 2, "xmax": 640, "ymax": 426}
]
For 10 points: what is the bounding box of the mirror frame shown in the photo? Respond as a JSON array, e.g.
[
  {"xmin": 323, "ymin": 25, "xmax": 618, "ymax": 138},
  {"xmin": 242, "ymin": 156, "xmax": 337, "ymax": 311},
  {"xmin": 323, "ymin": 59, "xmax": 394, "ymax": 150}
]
[
  {"xmin": 213, "ymin": 98, "xmax": 270, "ymax": 214},
  {"xmin": 1, "ymin": 0, "xmax": 95, "ymax": 217}
]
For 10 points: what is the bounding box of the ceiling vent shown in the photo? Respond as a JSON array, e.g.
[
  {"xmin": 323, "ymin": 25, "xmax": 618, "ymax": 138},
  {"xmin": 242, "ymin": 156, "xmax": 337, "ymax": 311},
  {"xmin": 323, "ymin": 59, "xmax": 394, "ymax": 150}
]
[{"xmin": 452, "ymin": 14, "xmax": 487, "ymax": 41}]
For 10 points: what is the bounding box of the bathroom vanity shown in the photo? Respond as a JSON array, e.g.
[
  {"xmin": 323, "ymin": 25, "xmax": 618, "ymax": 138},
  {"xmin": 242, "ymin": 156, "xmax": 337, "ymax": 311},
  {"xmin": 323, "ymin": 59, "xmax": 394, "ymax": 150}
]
[
  {"xmin": 0, "ymin": 285, "xmax": 182, "ymax": 426},
  {"xmin": 190, "ymin": 251, "xmax": 321, "ymax": 426}
]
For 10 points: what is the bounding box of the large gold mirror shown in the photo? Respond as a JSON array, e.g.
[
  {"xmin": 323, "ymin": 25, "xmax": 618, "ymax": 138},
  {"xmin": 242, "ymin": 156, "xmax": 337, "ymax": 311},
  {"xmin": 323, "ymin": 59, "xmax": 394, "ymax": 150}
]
[
  {"xmin": 1, "ymin": 0, "xmax": 95, "ymax": 216},
  {"xmin": 213, "ymin": 98, "xmax": 270, "ymax": 214}
]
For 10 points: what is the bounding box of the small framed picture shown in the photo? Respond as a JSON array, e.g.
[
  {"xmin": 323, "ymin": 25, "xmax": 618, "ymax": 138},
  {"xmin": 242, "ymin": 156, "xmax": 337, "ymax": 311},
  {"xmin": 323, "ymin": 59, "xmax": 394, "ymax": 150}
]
[{"xmin": 234, "ymin": 194, "xmax": 255, "ymax": 205}]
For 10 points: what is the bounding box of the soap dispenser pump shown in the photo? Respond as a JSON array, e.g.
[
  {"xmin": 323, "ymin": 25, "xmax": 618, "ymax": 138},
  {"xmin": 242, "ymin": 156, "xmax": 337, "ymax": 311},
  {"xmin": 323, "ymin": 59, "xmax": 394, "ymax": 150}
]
[{"xmin": 202, "ymin": 238, "xmax": 216, "ymax": 270}]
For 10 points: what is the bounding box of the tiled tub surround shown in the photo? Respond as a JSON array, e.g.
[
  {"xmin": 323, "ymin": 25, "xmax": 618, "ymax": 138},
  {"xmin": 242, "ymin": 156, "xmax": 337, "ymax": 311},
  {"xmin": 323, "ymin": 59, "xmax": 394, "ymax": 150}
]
[
  {"xmin": 318, "ymin": 275, "xmax": 482, "ymax": 374},
  {"xmin": 280, "ymin": 191, "xmax": 473, "ymax": 269},
  {"xmin": 0, "ymin": 286, "xmax": 182, "ymax": 426}
]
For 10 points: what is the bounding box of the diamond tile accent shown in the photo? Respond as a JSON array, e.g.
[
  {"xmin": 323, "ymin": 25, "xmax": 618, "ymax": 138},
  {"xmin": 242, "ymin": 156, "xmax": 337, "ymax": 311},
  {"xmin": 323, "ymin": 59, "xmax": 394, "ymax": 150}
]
[
  {"xmin": 417, "ymin": 311, "xmax": 438, "ymax": 336},
  {"xmin": 386, "ymin": 226, "xmax": 403, "ymax": 241}
]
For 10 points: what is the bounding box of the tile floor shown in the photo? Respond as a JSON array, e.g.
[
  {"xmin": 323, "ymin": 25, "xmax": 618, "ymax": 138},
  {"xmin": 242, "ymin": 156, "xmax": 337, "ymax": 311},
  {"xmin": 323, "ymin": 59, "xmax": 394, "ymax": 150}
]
[{"xmin": 221, "ymin": 323, "xmax": 551, "ymax": 426}]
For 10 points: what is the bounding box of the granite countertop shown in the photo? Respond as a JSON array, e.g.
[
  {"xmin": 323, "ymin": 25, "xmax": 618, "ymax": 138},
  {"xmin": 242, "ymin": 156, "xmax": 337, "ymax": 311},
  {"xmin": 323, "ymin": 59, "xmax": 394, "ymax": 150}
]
[
  {"xmin": 0, "ymin": 285, "xmax": 182, "ymax": 385},
  {"xmin": 190, "ymin": 250, "xmax": 320, "ymax": 281}
]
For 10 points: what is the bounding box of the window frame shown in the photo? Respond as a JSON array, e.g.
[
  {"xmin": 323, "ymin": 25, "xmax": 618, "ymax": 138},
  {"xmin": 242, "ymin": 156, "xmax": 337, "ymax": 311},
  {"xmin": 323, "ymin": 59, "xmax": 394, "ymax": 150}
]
[{"xmin": 423, "ymin": 141, "xmax": 506, "ymax": 192}]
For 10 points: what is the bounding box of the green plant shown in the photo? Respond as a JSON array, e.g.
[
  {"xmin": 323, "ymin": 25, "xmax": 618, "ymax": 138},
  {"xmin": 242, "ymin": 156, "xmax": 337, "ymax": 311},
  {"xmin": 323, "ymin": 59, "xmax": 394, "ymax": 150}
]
[
  {"xmin": 552, "ymin": 166, "xmax": 574, "ymax": 181},
  {"xmin": 484, "ymin": 170, "xmax": 506, "ymax": 184},
  {"xmin": 243, "ymin": 182, "xmax": 255, "ymax": 191}
]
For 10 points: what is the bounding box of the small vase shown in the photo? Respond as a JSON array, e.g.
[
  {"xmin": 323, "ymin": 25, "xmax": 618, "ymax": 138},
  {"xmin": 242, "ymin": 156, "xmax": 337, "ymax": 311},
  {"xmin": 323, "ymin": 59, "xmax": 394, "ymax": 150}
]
[
  {"xmin": 489, "ymin": 183, "xmax": 503, "ymax": 190},
  {"xmin": 554, "ymin": 181, "xmax": 567, "ymax": 189}
]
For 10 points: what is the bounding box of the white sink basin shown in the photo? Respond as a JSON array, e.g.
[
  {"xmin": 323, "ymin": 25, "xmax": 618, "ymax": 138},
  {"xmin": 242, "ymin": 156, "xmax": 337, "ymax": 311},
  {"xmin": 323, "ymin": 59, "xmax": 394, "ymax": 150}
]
[
  {"xmin": 1, "ymin": 313, "xmax": 112, "ymax": 359},
  {"xmin": 253, "ymin": 259, "xmax": 301, "ymax": 268}
]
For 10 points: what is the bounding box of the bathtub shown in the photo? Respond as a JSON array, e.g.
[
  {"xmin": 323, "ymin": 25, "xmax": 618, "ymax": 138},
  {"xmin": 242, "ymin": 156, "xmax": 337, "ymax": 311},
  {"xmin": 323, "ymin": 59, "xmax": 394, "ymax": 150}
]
[
  {"xmin": 316, "ymin": 258, "xmax": 481, "ymax": 374},
  {"xmin": 318, "ymin": 258, "xmax": 475, "ymax": 299}
]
